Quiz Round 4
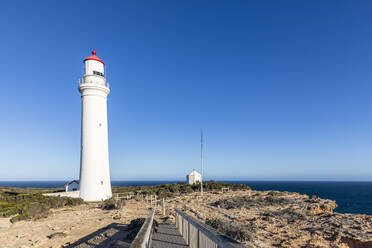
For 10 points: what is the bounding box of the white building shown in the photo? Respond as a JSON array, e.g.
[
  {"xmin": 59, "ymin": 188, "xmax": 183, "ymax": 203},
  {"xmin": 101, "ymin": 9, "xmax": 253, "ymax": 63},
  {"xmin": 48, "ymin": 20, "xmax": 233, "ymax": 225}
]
[
  {"xmin": 186, "ymin": 169, "xmax": 202, "ymax": 185},
  {"xmin": 78, "ymin": 50, "xmax": 112, "ymax": 202},
  {"xmin": 65, "ymin": 180, "xmax": 79, "ymax": 192}
]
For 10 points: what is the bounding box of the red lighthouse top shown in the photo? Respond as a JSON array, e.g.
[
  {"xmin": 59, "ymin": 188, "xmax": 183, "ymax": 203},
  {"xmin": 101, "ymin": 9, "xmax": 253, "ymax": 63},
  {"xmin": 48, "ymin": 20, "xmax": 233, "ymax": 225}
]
[{"xmin": 83, "ymin": 50, "xmax": 104, "ymax": 64}]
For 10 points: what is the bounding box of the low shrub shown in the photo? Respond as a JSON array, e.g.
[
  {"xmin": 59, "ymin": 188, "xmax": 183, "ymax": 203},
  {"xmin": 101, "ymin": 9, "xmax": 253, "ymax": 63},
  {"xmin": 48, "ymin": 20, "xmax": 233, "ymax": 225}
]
[
  {"xmin": 205, "ymin": 218, "xmax": 224, "ymax": 229},
  {"xmin": 126, "ymin": 218, "xmax": 146, "ymax": 240},
  {"xmin": 206, "ymin": 218, "xmax": 254, "ymax": 242},
  {"xmin": 128, "ymin": 218, "xmax": 145, "ymax": 229},
  {"xmin": 262, "ymin": 208, "xmax": 306, "ymax": 223},
  {"xmin": 0, "ymin": 193, "xmax": 84, "ymax": 222},
  {"xmin": 212, "ymin": 195, "xmax": 291, "ymax": 210},
  {"xmin": 100, "ymin": 198, "xmax": 125, "ymax": 210}
]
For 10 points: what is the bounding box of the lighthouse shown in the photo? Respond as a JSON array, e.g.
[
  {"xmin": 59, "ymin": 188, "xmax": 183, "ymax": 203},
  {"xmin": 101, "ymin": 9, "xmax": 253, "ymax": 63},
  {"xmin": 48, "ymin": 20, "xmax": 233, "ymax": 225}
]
[{"xmin": 78, "ymin": 50, "xmax": 112, "ymax": 201}]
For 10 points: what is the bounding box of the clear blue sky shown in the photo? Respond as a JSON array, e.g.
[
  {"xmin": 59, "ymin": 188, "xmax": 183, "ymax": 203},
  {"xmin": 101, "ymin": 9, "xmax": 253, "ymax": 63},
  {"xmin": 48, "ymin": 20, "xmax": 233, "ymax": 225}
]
[{"xmin": 1, "ymin": 1, "xmax": 372, "ymax": 181}]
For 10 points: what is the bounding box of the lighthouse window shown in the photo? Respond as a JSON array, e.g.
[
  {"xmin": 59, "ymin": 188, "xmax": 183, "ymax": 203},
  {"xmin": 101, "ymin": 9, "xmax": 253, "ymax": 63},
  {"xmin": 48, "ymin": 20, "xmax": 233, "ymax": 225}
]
[{"xmin": 93, "ymin": 71, "xmax": 104, "ymax": 77}]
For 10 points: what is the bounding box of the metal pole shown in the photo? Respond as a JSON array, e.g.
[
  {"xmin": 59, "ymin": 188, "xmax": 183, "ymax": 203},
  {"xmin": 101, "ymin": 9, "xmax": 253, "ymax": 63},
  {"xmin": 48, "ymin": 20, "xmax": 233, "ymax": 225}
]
[{"xmin": 201, "ymin": 128, "xmax": 204, "ymax": 197}]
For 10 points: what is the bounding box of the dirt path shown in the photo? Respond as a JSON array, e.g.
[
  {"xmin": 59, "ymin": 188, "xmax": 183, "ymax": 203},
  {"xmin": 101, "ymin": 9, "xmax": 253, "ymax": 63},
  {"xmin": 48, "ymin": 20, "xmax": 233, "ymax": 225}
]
[{"xmin": 0, "ymin": 200, "xmax": 148, "ymax": 248}]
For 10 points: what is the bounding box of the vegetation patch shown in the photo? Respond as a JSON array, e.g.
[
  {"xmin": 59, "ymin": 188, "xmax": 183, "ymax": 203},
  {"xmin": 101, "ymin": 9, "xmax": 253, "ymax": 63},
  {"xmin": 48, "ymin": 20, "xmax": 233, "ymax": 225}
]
[
  {"xmin": 100, "ymin": 198, "xmax": 125, "ymax": 210},
  {"xmin": 0, "ymin": 190, "xmax": 83, "ymax": 222},
  {"xmin": 0, "ymin": 186, "xmax": 63, "ymax": 195},
  {"xmin": 126, "ymin": 218, "xmax": 146, "ymax": 240},
  {"xmin": 261, "ymin": 208, "xmax": 306, "ymax": 223},
  {"xmin": 112, "ymin": 181, "xmax": 250, "ymax": 199},
  {"xmin": 206, "ymin": 217, "xmax": 255, "ymax": 242},
  {"xmin": 211, "ymin": 193, "xmax": 291, "ymax": 209}
]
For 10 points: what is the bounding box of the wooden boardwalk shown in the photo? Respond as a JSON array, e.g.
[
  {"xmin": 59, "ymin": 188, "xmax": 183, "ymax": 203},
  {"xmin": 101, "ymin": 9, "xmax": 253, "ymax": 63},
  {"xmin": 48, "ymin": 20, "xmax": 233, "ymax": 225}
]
[{"xmin": 151, "ymin": 223, "xmax": 188, "ymax": 248}]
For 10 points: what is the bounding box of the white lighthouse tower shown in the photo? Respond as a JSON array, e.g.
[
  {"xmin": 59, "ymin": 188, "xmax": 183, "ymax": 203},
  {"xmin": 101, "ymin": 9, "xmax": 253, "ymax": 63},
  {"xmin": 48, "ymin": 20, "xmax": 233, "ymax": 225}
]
[{"xmin": 78, "ymin": 50, "xmax": 112, "ymax": 201}]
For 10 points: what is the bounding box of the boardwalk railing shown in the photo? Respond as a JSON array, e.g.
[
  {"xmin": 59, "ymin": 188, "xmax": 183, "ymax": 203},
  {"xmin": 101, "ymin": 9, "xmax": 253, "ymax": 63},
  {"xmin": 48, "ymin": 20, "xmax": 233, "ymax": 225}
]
[
  {"xmin": 129, "ymin": 209, "xmax": 155, "ymax": 248},
  {"xmin": 175, "ymin": 209, "xmax": 246, "ymax": 248}
]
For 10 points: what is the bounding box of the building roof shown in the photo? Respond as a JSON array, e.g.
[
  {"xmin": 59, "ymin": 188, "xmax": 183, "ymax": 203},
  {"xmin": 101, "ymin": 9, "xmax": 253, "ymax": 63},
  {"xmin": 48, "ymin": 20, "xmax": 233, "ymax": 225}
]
[
  {"xmin": 83, "ymin": 50, "xmax": 104, "ymax": 64},
  {"xmin": 64, "ymin": 180, "xmax": 79, "ymax": 188}
]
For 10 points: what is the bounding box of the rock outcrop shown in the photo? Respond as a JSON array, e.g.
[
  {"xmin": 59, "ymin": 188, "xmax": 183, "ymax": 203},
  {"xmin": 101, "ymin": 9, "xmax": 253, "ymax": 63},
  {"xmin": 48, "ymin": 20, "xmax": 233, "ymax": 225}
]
[{"xmin": 167, "ymin": 190, "xmax": 372, "ymax": 248}]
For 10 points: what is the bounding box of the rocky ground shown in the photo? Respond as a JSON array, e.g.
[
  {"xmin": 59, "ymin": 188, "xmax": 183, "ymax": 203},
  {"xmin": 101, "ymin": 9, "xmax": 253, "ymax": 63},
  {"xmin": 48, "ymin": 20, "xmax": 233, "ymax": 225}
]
[{"xmin": 160, "ymin": 190, "xmax": 372, "ymax": 248}]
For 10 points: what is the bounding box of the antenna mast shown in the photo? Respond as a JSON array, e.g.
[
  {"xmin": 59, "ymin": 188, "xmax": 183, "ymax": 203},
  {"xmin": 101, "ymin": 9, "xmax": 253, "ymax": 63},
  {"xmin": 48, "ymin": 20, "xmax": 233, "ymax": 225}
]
[{"xmin": 201, "ymin": 128, "xmax": 204, "ymax": 197}]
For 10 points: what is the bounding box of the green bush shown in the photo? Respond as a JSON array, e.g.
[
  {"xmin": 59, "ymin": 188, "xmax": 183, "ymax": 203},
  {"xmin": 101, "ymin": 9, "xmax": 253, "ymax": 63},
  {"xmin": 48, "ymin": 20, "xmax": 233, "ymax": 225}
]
[
  {"xmin": 212, "ymin": 195, "xmax": 290, "ymax": 210},
  {"xmin": 100, "ymin": 198, "xmax": 125, "ymax": 210},
  {"xmin": 126, "ymin": 218, "xmax": 146, "ymax": 240},
  {"xmin": 206, "ymin": 217, "xmax": 254, "ymax": 242},
  {"xmin": 205, "ymin": 218, "xmax": 224, "ymax": 229},
  {"xmin": 0, "ymin": 192, "xmax": 84, "ymax": 222}
]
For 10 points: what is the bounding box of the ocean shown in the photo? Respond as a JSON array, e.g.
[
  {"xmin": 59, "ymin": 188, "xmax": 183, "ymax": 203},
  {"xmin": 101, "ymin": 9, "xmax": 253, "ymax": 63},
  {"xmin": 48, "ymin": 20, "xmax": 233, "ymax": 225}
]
[{"xmin": 0, "ymin": 180, "xmax": 371, "ymax": 215}]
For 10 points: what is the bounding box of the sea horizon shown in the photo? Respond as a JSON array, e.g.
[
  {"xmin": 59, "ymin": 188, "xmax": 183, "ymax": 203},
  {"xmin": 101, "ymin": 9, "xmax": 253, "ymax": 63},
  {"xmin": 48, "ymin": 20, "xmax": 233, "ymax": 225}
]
[{"xmin": 1, "ymin": 179, "xmax": 372, "ymax": 182}]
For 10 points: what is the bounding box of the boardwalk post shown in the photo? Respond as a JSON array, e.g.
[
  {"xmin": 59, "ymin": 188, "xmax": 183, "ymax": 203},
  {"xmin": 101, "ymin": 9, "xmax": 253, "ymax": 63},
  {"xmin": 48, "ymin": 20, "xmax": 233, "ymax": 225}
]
[
  {"xmin": 176, "ymin": 212, "xmax": 178, "ymax": 227},
  {"xmin": 162, "ymin": 198, "xmax": 165, "ymax": 216},
  {"xmin": 188, "ymin": 221, "xmax": 190, "ymax": 245},
  {"xmin": 197, "ymin": 229, "xmax": 200, "ymax": 248},
  {"xmin": 182, "ymin": 214, "xmax": 184, "ymax": 237}
]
